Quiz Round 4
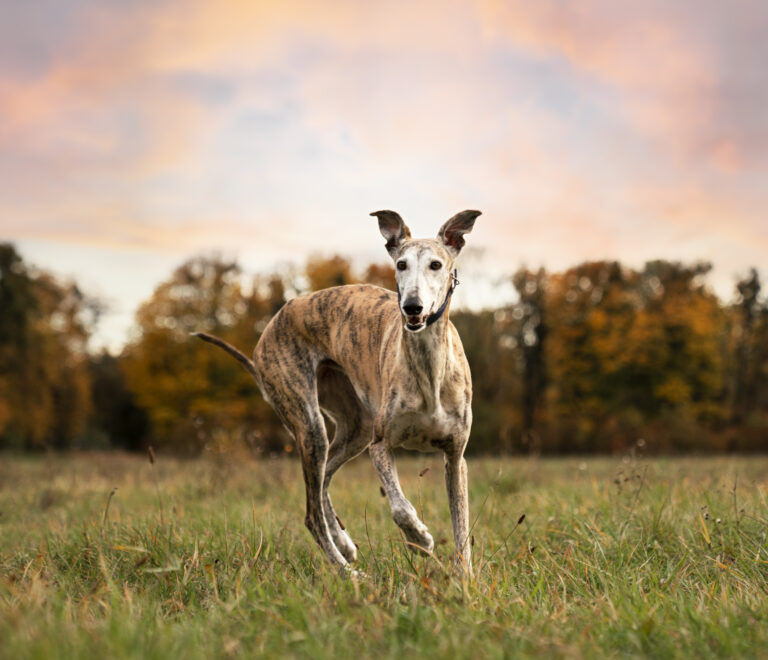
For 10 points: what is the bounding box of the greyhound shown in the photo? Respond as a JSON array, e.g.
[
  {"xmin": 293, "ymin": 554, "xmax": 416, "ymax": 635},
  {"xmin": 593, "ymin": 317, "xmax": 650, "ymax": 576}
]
[{"xmin": 194, "ymin": 209, "xmax": 480, "ymax": 575}]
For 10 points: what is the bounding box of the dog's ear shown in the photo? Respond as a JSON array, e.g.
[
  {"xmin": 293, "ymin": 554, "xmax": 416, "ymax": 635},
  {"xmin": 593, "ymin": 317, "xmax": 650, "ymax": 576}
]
[
  {"xmin": 438, "ymin": 210, "xmax": 481, "ymax": 257},
  {"xmin": 371, "ymin": 210, "xmax": 412, "ymax": 257}
]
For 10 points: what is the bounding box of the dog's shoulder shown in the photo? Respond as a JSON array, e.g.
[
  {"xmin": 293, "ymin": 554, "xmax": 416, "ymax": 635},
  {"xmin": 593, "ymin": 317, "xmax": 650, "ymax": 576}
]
[{"xmin": 285, "ymin": 284, "xmax": 397, "ymax": 316}]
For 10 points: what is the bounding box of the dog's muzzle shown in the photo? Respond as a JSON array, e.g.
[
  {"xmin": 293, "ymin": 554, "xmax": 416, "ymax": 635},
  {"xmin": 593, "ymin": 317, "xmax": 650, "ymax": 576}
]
[
  {"xmin": 404, "ymin": 313, "xmax": 427, "ymax": 332},
  {"xmin": 402, "ymin": 300, "xmax": 426, "ymax": 332}
]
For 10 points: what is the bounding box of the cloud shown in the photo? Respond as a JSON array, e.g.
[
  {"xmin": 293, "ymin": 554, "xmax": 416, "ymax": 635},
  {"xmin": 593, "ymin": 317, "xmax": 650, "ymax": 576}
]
[
  {"xmin": 0, "ymin": 0, "xmax": 766, "ymax": 327},
  {"xmin": 477, "ymin": 0, "xmax": 768, "ymax": 171}
]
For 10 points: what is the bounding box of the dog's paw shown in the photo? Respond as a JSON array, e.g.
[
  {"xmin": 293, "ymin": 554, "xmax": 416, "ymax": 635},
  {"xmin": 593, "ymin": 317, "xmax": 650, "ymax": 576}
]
[
  {"xmin": 392, "ymin": 506, "xmax": 434, "ymax": 555},
  {"xmin": 405, "ymin": 529, "xmax": 434, "ymax": 556},
  {"xmin": 335, "ymin": 531, "xmax": 358, "ymax": 563},
  {"xmin": 339, "ymin": 565, "xmax": 368, "ymax": 580},
  {"xmin": 400, "ymin": 520, "xmax": 434, "ymax": 555}
]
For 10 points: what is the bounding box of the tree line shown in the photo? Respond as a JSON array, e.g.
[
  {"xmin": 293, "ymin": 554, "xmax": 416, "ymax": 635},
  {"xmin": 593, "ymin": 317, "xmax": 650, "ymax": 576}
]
[{"xmin": 1, "ymin": 242, "xmax": 766, "ymax": 455}]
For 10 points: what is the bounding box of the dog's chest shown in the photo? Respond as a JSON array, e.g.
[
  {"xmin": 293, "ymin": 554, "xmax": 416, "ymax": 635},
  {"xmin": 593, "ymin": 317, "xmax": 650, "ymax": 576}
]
[{"xmin": 382, "ymin": 395, "xmax": 469, "ymax": 452}]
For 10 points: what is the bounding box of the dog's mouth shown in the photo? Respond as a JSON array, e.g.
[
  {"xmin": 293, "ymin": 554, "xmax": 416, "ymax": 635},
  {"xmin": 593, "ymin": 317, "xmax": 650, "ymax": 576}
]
[{"xmin": 404, "ymin": 314, "xmax": 427, "ymax": 332}]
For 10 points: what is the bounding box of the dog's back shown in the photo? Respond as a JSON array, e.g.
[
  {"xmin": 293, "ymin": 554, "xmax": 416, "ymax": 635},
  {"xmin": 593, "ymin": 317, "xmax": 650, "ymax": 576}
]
[{"xmin": 253, "ymin": 284, "xmax": 401, "ymax": 413}]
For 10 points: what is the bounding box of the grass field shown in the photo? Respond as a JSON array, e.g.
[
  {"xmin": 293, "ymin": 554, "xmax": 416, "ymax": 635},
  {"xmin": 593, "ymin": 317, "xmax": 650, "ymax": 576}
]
[{"xmin": 1, "ymin": 451, "xmax": 767, "ymax": 659}]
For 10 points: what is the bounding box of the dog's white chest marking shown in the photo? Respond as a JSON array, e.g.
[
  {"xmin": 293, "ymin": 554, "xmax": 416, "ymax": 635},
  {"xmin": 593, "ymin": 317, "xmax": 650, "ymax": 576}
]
[{"xmin": 383, "ymin": 405, "xmax": 466, "ymax": 452}]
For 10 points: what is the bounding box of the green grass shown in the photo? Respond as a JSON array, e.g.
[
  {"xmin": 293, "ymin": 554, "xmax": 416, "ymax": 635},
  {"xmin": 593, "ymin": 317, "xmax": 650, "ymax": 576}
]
[{"xmin": 1, "ymin": 451, "xmax": 767, "ymax": 659}]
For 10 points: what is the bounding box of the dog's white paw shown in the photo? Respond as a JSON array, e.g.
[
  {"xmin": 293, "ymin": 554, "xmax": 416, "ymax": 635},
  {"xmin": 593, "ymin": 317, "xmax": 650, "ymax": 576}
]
[
  {"xmin": 340, "ymin": 565, "xmax": 367, "ymax": 580},
  {"xmin": 335, "ymin": 530, "xmax": 358, "ymax": 563}
]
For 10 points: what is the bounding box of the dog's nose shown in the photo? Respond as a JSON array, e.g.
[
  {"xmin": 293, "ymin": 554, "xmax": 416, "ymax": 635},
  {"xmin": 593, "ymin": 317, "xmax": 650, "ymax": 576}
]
[{"xmin": 402, "ymin": 301, "xmax": 423, "ymax": 316}]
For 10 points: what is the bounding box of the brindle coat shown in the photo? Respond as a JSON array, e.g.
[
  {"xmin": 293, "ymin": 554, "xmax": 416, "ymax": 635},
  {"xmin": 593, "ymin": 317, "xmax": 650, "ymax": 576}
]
[{"xmin": 195, "ymin": 210, "xmax": 480, "ymax": 574}]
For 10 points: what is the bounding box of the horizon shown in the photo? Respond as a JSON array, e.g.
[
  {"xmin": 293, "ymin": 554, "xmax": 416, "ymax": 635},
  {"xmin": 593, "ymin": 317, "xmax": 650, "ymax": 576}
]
[{"xmin": 9, "ymin": 238, "xmax": 760, "ymax": 355}]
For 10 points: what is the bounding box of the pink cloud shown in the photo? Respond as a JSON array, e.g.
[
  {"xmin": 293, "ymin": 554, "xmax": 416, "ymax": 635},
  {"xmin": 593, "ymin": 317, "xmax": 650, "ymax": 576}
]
[
  {"xmin": 477, "ymin": 0, "xmax": 766, "ymax": 171},
  {"xmin": 1, "ymin": 0, "xmax": 765, "ymax": 294}
]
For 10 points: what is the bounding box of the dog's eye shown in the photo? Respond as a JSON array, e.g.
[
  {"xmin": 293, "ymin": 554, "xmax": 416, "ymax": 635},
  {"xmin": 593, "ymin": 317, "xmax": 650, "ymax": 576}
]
[
  {"xmin": 430, "ymin": 261, "xmax": 442, "ymax": 271},
  {"xmin": 397, "ymin": 261, "xmax": 407, "ymax": 271}
]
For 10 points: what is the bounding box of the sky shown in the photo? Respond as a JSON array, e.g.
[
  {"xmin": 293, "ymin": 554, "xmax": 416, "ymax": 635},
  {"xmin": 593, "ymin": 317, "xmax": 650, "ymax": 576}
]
[{"xmin": 2, "ymin": 0, "xmax": 767, "ymax": 352}]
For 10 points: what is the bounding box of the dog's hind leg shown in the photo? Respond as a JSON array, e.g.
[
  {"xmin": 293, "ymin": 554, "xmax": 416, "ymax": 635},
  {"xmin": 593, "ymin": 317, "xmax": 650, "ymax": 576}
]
[
  {"xmin": 321, "ymin": 420, "xmax": 374, "ymax": 562},
  {"xmin": 255, "ymin": 355, "xmax": 350, "ymax": 571},
  {"xmin": 318, "ymin": 361, "xmax": 374, "ymax": 563},
  {"xmin": 294, "ymin": 421, "xmax": 351, "ymax": 570}
]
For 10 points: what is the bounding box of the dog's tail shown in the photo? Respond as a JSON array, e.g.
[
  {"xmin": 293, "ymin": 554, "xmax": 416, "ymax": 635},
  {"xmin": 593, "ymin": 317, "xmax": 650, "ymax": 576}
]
[{"xmin": 191, "ymin": 332, "xmax": 259, "ymax": 382}]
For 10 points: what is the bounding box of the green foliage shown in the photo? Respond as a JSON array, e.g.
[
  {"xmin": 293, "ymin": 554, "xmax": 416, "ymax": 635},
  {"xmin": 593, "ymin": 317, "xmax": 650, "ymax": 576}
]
[{"xmin": 1, "ymin": 454, "xmax": 767, "ymax": 658}]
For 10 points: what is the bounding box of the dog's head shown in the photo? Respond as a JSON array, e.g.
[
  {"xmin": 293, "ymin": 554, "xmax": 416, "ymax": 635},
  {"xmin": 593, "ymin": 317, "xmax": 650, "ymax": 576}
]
[{"xmin": 371, "ymin": 210, "xmax": 481, "ymax": 333}]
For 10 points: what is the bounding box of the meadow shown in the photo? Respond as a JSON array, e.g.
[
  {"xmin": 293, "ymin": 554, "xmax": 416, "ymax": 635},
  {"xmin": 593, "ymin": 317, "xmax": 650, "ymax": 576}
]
[{"xmin": 1, "ymin": 451, "xmax": 767, "ymax": 659}]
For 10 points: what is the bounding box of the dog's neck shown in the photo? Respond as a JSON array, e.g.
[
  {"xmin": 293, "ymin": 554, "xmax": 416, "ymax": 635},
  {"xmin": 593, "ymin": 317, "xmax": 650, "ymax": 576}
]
[{"xmin": 401, "ymin": 309, "xmax": 451, "ymax": 409}]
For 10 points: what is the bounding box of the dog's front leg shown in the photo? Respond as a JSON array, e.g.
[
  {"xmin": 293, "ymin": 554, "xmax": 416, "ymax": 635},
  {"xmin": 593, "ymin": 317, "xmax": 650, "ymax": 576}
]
[
  {"xmin": 369, "ymin": 441, "xmax": 434, "ymax": 555},
  {"xmin": 444, "ymin": 449, "xmax": 472, "ymax": 576}
]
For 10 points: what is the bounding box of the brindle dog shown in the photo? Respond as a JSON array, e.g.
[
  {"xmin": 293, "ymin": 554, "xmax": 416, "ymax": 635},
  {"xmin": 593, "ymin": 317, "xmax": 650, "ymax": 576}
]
[{"xmin": 194, "ymin": 210, "xmax": 480, "ymax": 575}]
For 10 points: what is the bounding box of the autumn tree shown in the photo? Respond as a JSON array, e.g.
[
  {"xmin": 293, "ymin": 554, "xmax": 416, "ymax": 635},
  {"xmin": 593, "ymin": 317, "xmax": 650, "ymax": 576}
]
[
  {"xmin": 88, "ymin": 351, "xmax": 150, "ymax": 450},
  {"xmin": 638, "ymin": 261, "xmax": 725, "ymax": 421},
  {"xmin": 108, "ymin": 250, "xmax": 763, "ymax": 456},
  {"xmin": 725, "ymin": 270, "xmax": 768, "ymax": 449},
  {"xmin": 121, "ymin": 255, "xmax": 283, "ymax": 454},
  {"xmin": 452, "ymin": 309, "xmax": 520, "ymax": 453},
  {"xmin": 362, "ymin": 263, "xmax": 396, "ymax": 290},
  {"xmin": 544, "ymin": 261, "xmax": 630, "ymax": 450},
  {"xmin": 512, "ymin": 267, "xmax": 548, "ymax": 451},
  {"xmin": 0, "ymin": 244, "xmax": 99, "ymax": 449},
  {"xmin": 544, "ymin": 260, "xmax": 727, "ymax": 452},
  {"xmin": 306, "ymin": 254, "xmax": 355, "ymax": 291},
  {"xmin": 731, "ymin": 269, "xmax": 761, "ymax": 422}
]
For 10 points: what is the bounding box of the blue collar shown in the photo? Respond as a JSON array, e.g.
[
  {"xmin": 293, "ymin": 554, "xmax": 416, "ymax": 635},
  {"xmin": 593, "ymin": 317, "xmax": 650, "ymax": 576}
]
[{"xmin": 396, "ymin": 269, "xmax": 460, "ymax": 328}]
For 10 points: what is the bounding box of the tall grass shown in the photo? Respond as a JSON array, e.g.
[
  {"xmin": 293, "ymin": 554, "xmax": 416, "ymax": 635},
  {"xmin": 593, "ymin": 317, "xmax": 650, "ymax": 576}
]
[{"xmin": 1, "ymin": 452, "xmax": 767, "ymax": 658}]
